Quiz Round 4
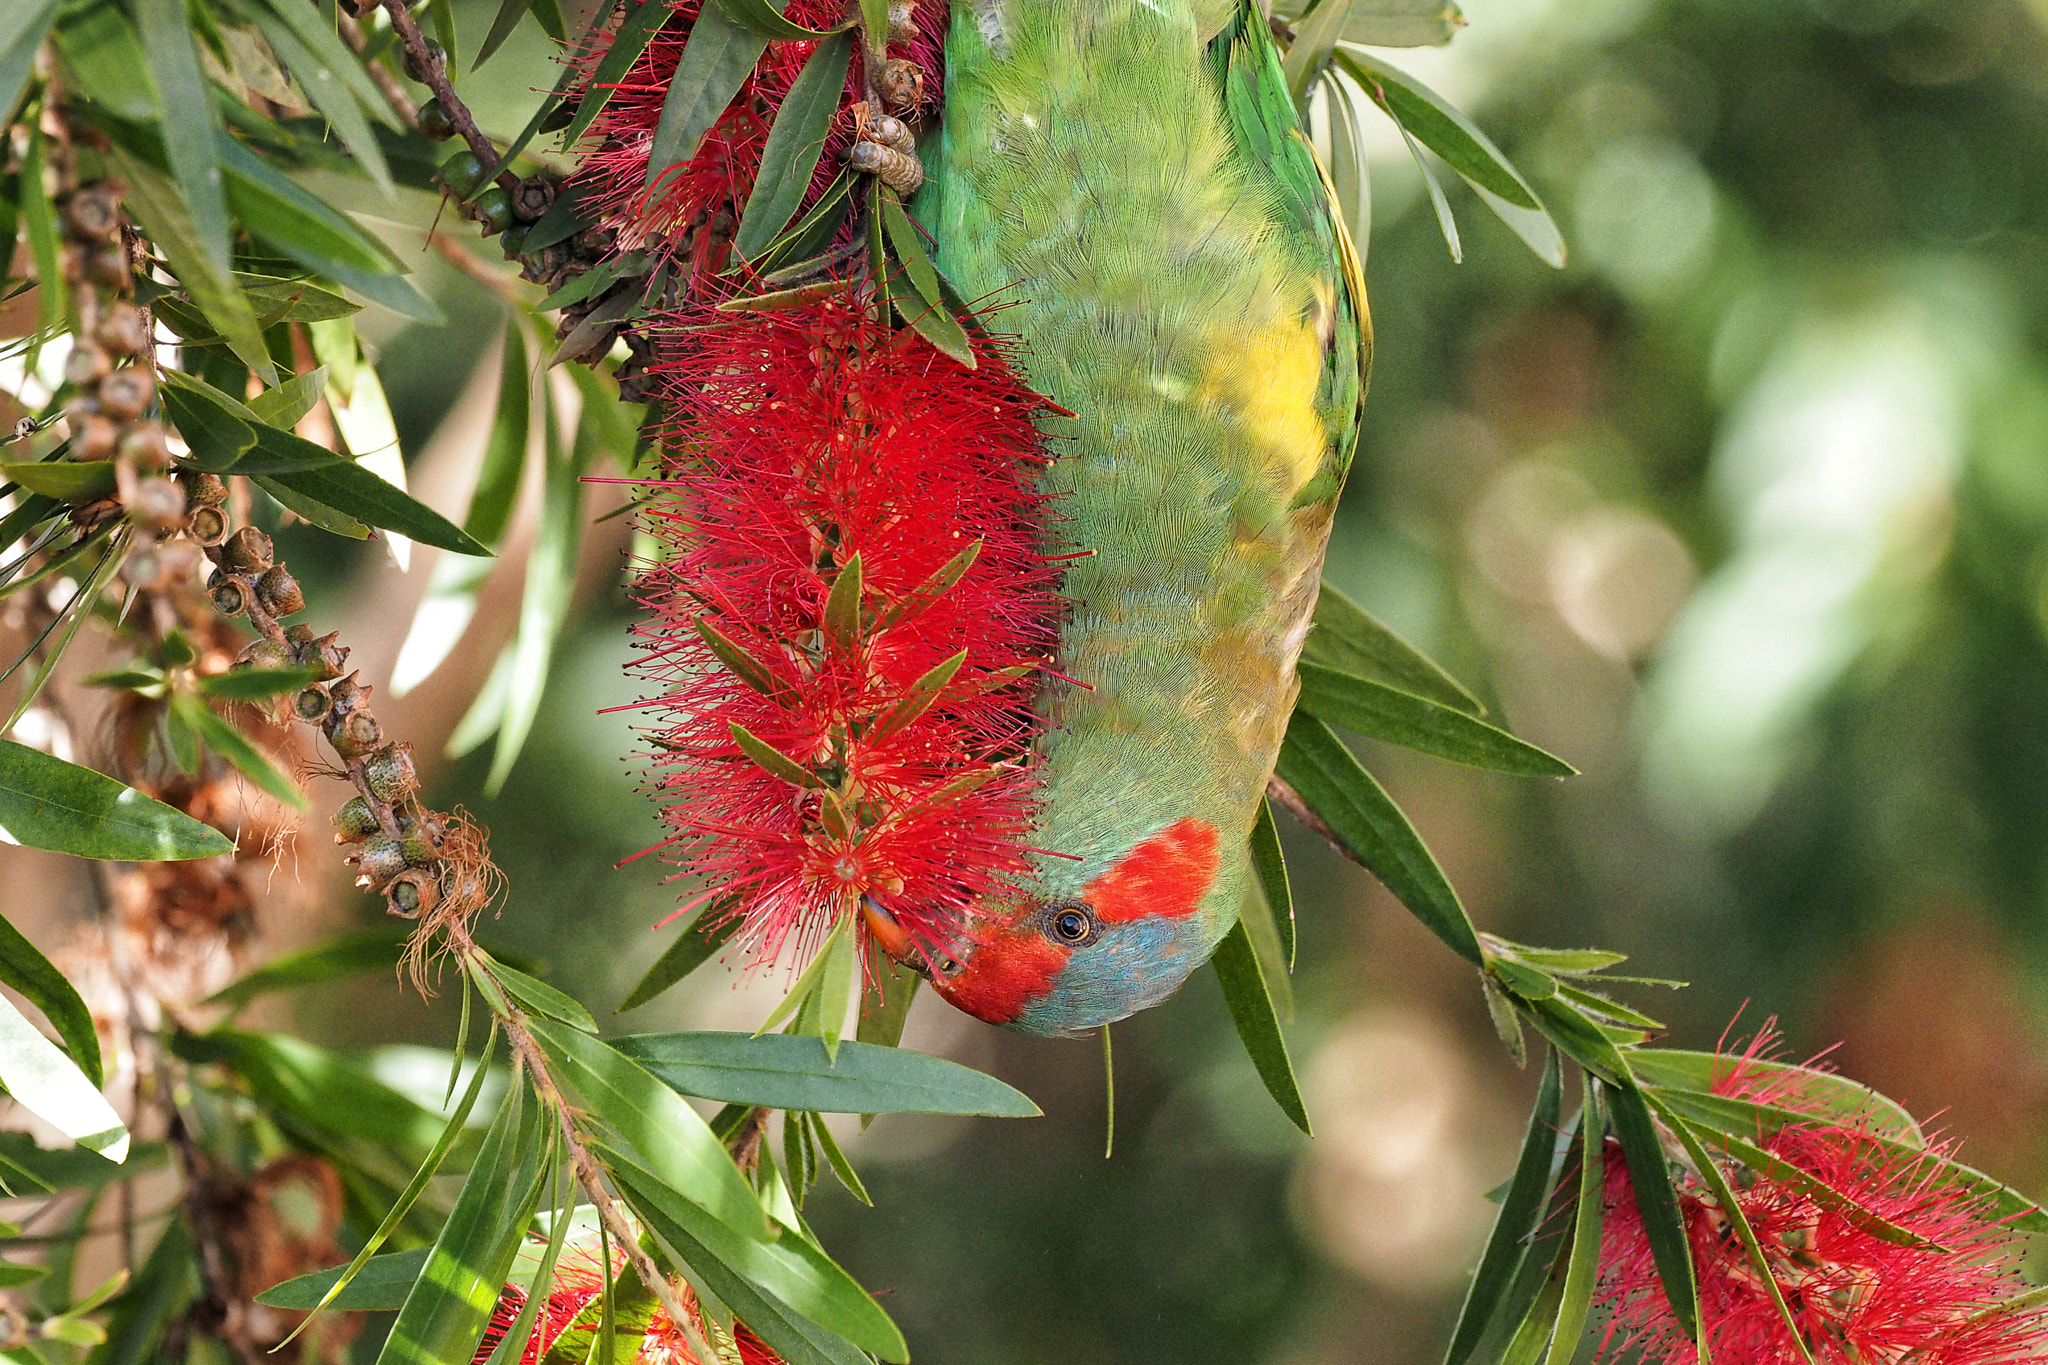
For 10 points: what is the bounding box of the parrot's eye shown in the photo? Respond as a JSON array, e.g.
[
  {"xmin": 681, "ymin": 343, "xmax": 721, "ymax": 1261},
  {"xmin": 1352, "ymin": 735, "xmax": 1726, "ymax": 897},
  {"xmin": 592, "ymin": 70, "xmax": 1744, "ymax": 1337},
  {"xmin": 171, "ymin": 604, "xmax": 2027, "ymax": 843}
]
[{"xmin": 1043, "ymin": 901, "xmax": 1098, "ymax": 947}]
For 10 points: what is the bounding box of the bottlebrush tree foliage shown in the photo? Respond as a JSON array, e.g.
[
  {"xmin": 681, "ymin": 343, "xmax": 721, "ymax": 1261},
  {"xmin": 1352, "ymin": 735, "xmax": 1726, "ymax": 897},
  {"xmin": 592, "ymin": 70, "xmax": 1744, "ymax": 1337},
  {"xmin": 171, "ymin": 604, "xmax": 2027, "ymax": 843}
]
[{"xmin": 0, "ymin": 2, "xmax": 2040, "ymax": 1365}]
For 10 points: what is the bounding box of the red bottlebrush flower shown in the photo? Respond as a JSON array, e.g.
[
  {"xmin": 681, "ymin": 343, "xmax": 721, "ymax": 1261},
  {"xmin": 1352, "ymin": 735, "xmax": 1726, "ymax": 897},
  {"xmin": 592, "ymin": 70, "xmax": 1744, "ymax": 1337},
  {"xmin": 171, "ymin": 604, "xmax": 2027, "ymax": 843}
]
[
  {"xmin": 473, "ymin": 1251, "xmax": 785, "ymax": 1365},
  {"xmin": 626, "ymin": 293, "xmax": 1062, "ymax": 972},
  {"xmin": 566, "ymin": 0, "xmax": 947, "ymax": 270},
  {"xmin": 1596, "ymin": 1030, "xmax": 2048, "ymax": 1364}
]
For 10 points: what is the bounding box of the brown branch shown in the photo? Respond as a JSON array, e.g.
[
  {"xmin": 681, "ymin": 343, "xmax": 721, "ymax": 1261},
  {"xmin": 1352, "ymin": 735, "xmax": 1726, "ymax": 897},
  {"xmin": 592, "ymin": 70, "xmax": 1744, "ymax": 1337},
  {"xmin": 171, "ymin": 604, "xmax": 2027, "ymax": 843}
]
[
  {"xmin": 1266, "ymin": 774, "xmax": 1371, "ymax": 874},
  {"xmin": 336, "ymin": 7, "xmax": 418, "ymax": 126},
  {"xmin": 501, "ymin": 1006, "xmax": 720, "ymax": 1365},
  {"xmin": 374, "ymin": 0, "xmax": 519, "ymax": 192}
]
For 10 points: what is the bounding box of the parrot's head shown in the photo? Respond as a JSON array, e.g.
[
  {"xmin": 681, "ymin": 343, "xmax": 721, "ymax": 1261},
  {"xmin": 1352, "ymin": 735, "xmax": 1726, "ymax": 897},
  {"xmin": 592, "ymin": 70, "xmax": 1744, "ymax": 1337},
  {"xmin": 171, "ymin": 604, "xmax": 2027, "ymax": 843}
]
[{"xmin": 863, "ymin": 816, "xmax": 1229, "ymax": 1037}]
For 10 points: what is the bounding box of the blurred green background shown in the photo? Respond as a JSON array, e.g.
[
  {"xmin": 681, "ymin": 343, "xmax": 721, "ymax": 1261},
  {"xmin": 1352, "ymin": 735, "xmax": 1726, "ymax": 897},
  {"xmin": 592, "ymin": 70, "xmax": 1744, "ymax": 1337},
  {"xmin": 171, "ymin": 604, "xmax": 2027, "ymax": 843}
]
[{"xmin": 269, "ymin": 0, "xmax": 2048, "ymax": 1359}]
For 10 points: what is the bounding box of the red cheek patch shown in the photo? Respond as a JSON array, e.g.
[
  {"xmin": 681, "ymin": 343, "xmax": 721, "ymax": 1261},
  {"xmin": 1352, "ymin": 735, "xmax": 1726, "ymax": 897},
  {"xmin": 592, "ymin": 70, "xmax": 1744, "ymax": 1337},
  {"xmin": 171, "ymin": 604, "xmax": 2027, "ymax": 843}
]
[
  {"xmin": 936, "ymin": 927, "xmax": 1068, "ymax": 1026},
  {"xmin": 1086, "ymin": 817, "xmax": 1220, "ymax": 924}
]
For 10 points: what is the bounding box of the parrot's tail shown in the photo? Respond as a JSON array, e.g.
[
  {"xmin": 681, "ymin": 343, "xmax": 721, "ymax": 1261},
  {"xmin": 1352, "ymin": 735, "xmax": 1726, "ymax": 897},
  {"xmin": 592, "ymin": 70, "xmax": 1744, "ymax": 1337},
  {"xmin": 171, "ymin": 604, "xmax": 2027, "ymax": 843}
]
[{"xmin": 624, "ymin": 292, "xmax": 1063, "ymax": 970}]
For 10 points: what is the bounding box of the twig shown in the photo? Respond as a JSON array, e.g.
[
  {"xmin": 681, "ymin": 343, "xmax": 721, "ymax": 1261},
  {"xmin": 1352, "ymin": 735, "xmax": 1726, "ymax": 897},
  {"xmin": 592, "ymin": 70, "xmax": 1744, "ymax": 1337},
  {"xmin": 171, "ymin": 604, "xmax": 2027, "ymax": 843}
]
[
  {"xmin": 501, "ymin": 1008, "xmax": 721, "ymax": 1365},
  {"xmin": 374, "ymin": 0, "xmax": 520, "ymax": 192},
  {"xmin": 1266, "ymin": 774, "xmax": 1371, "ymax": 873},
  {"xmin": 431, "ymin": 233, "xmax": 530, "ymax": 305},
  {"xmin": 336, "ymin": 7, "xmax": 419, "ymax": 126}
]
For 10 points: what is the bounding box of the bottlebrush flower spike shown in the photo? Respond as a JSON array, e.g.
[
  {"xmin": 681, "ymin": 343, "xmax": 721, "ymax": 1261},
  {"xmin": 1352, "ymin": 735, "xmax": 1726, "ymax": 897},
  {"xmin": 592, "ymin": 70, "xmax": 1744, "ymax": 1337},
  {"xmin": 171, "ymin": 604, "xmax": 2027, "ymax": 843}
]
[
  {"xmin": 474, "ymin": 1250, "xmax": 783, "ymax": 1365},
  {"xmin": 626, "ymin": 291, "xmax": 1062, "ymax": 971},
  {"xmin": 567, "ymin": 0, "xmax": 946, "ymax": 269},
  {"xmin": 1597, "ymin": 1030, "xmax": 2048, "ymax": 1364}
]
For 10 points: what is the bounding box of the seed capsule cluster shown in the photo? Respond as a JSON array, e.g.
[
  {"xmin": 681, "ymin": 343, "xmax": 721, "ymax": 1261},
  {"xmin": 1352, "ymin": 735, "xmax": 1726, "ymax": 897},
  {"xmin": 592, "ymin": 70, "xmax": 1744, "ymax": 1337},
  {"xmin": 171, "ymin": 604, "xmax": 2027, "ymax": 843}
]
[{"xmin": 49, "ymin": 179, "xmax": 191, "ymax": 560}]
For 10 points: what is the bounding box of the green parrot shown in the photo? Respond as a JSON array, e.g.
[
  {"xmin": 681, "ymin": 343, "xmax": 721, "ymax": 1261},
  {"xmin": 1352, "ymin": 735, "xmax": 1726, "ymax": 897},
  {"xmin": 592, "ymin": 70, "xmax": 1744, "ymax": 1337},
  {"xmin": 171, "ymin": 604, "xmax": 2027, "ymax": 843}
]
[{"xmin": 862, "ymin": 0, "xmax": 1370, "ymax": 1035}]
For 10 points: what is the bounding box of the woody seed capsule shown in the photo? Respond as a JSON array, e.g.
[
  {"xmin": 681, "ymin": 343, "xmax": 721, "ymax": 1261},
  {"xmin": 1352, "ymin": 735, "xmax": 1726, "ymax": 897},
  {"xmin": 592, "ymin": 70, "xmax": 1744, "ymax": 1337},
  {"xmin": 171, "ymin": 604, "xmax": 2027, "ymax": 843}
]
[
  {"xmin": 63, "ymin": 189, "xmax": 121, "ymax": 243},
  {"xmin": 255, "ymin": 566, "xmax": 304, "ymax": 616},
  {"xmin": 98, "ymin": 370, "xmax": 153, "ymax": 421},
  {"xmin": 183, "ymin": 471, "xmax": 228, "ymax": 505},
  {"xmin": 332, "ymin": 796, "xmax": 379, "ymax": 843},
  {"xmin": 207, "ymin": 574, "xmax": 248, "ymax": 617},
  {"xmin": 363, "ymin": 744, "xmax": 420, "ymax": 802},
  {"xmin": 386, "ymin": 869, "xmax": 441, "ymax": 918},
  {"xmin": 187, "ymin": 504, "xmax": 230, "ymax": 546},
  {"xmin": 128, "ymin": 476, "xmax": 187, "ymax": 529},
  {"xmin": 239, "ymin": 637, "xmax": 297, "ymax": 671},
  {"xmin": 221, "ymin": 526, "xmax": 275, "ymax": 574},
  {"xmin": 73, "ymin": 415, "xmax": 118, "ymax": 462},
  {"xmin": 64, "ymin": 345, "xmax": 111, "ymax": 388},
  {"xmin": 352, "ymin": 836, "xmax": 410, "ymax": 884},
  {"xmin": 96, "ymin": 304, "xmax": 151, "ymax": 358},
  {"xmin": 117, "ymin": 421, "xmax": 171, "ymax": 469},
  {"xmin": 292, "ymin": 685, "xmax": 333, "ymax": 723}
]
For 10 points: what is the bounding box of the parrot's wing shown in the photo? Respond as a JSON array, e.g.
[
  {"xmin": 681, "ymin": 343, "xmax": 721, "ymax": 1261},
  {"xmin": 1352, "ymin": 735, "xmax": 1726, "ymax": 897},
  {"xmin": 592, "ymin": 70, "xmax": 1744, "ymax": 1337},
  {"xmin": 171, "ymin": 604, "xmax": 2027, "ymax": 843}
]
[{"xmin": 1210, "ymin": 5, "xmax": 1370, "ymax": 512}]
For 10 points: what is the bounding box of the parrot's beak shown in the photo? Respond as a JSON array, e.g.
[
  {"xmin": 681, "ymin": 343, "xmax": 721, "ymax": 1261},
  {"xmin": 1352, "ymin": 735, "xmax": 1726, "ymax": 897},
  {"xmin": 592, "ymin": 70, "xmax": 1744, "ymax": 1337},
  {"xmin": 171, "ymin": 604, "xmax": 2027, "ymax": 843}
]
[{"xmin": 860, "ymin": 895, "xmax": 973, "ymax": 981}]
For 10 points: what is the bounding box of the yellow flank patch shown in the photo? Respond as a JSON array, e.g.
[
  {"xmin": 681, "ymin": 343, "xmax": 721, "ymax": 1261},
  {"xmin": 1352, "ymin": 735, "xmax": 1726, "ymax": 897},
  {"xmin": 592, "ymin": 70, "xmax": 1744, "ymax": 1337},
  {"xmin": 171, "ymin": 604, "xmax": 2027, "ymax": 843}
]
[{"xmin": 1197, "ymin": 309, "xmax": 1327, "ymax": 502}]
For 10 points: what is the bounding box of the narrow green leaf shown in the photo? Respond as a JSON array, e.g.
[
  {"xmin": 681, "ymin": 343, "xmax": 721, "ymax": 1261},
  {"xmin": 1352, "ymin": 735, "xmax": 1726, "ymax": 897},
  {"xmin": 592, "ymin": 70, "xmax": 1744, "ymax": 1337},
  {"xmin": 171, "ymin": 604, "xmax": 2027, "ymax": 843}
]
[
  {"xmin": 734, "ymin": 31, "xmax": 852, "ymax": 258},
  {"xmin": 216, "ymin": 137, "xmax": 438, "ymax": 321},
  {"xmin": 525, "ymin": 1016, "xmax": 771, "ymax": 1240},
  {"xmin": 1482, "ymin": 976, "xmax": 1528, "ymax": 1067},
  {"xmin": 257, "ymin": 1248, "xmax": 432, "ymax": 1312},
  {"xmin": 156, "ymin": 369, "xmax": 259, "ymax": 470},
  {"xmin": 87, "ymin": 1221, "xmax": 195, "ymax": 1365},
  {"xmin": 615, "ymin": 1031, "xmax": 1041, "ymax": 1116},
  {"xmin": 0, "ymin": 738, "xmax": 230, "ymax": 861},
  {"xmin": 1336, "ymin": 48, "xmax": 1566, "ymax": 266},
  {"xmin": 822, "ymin": 552, "xmax": 863, "ymax": 654},
  {"xmin": 854, "ymin": 945, "xmax": 919, "ymax": 1053},
  {"xmin": 4, "ymin": 532, "xmax": 126, "ymax": 730},
  {"xmin": 253, "ymin": 473, "xmax": 371, "ymax": 539},
  {"xmin": 810, "ymin": 920, "xmax": 858, "ymax": 1060},
  {"xmin": 1340, "ymin": 0, "xmax": 1463, "ymax": 46},
  {"xmin": 246, "ymin": 365, "xmax": 329, "ymax": 429},
  {"xmin": 806, "ymin": 1112, "xmax": 870, "ymax": 1205},
  {"xmin": 1210, "ymin": 920, "xmax": 1310, "ymax": 1134},
  {"xmin": 108, "ymin": 147, "xmax": 276, "ymax": 384},
  {"xmin": 714, "ymin": 0, "xmax": 842, "ymax": 39},
  {"xmin": 1305, "ymin": 581, "xmax": 1481, "ymax": 715},
  {"xmin": 1275, "ymin": 713, "xmax": 1483, "ymax": 966},
  {"xmin": 730, "ymin": 722, "xmax": 822, "ymax": 789},
  {"xmin": 1627, "ymin": 1049, "xmax": 1922, "ymax": 1141},
  {"xmin": 881, "ymin": 192, "xmax": 976, "ymax": 366},
  {"xmin": 1496, "ymin": 1233, "xmax": 1572, "ymax": 1365},
  {"xmin": 1605, "ymin": 1080, "xmax": 1700, "ymax": 1345},
  {"xmin": 1645, "ymin": 1088, "xmax": 1970, "ymax": 1247},
  {"xmin": 1248, "ymin": 798, "xmax": 1295, "ymax": 969},
  {"xmin": 642, "ymin": 3, "xmax": 765, "ymax": 193},
  {"xmin": 1297, "ymin": 663, "xmax": 1575, "ymax": 776},
  {"xmin": 1441, "ymin": 1049, "xmax": 1561, "ymax": 1365},
  {"xmin": 858, "ymin": 0, "xmax": 887, "ymax": 47},
  {"xmin": 618, "ymin": 904, "xmax": 742, "ymax": 1012},
  {"xmin": 865, "ymin": 650, "xmax": 965, "ymax": 746},
  {"xmin": 233, "ymin": 0, "xmax": 394, "ymax": 194},
  {"xmin": 0, "ymin": 994, "xmax": 127, "ymax": 1162},
  {"xmin": 474, "ymin": 0, "xmax": 535, "ymax": 70},
  {"xmin": 481, "ymin": 1161, "xmax": 572, "ymax": 1365},
  {"xmin": 134, "ymin": 0, "xmax": 230, "ymax": 273},
  {"xmin": 1649, "ymin": 1095, "xmax": 1817, "ymax": 1365},
  {"xmin": 171, "ymin": 693, "xmax": 307, "ymax": 810},
  {"xmin": 266, "ymin": 459, "xmax": 488, "ymax": 555},
  {"xmin": 482, "ymin": 404, "xmax": 580, "ymax": 794},
  {"xmin": 755, "ymin": 918, "xmax": 851, "ymax": 1038},
  {"xmin": 560, "ymin": 0, "xmax": 669, "ymax": 149},
  {"xmin": 52, "ymin": 4, "xmax": 154, "ymax": 118},
  {"xmin": 375, "ymin": 1076, "xmax": 546, "ymax": 1365},
  {"xmin": 1284, "ymin": 0, "xmax": 1357, "ymax": 108},
  {"xmin": 1544, "ymin": 1084, "xmax": 1605, "ymax": 1365},
  {"xmin": 19, "ymin": 129, "xmax": 63, "ymax": 344},
  {"xmin": 1237, "ymin": 875, "xmax": 1294, "ymax": 1021},
  {"xmin": 489, "ymin": 960, "xmax": 599, "ymax": 1034},
  {"xmin": 0, "ymin": 0, "xmax": 61, "ymax": 132},
  {"xmin": 177, "ymin": 1030, "xmax": 446, "ymax": 1152},
  {"xmin": 1524, "ymin": 994, "xmax": 1630, "ymax": 1084},
  {"xmin": 206, "ymin": 925, "xmax": 407, "ymax": 1009},
  {"xmin": 0, "ymin": 460, "xmax": 116, "ymax": 502},
  {"xmin": 606, "ymin": 1151, "xmax": 902, "ymax": 1365},
  {"xmin": 0, "ymin": 915, "xmax": 101, "ymax": 1087}
]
